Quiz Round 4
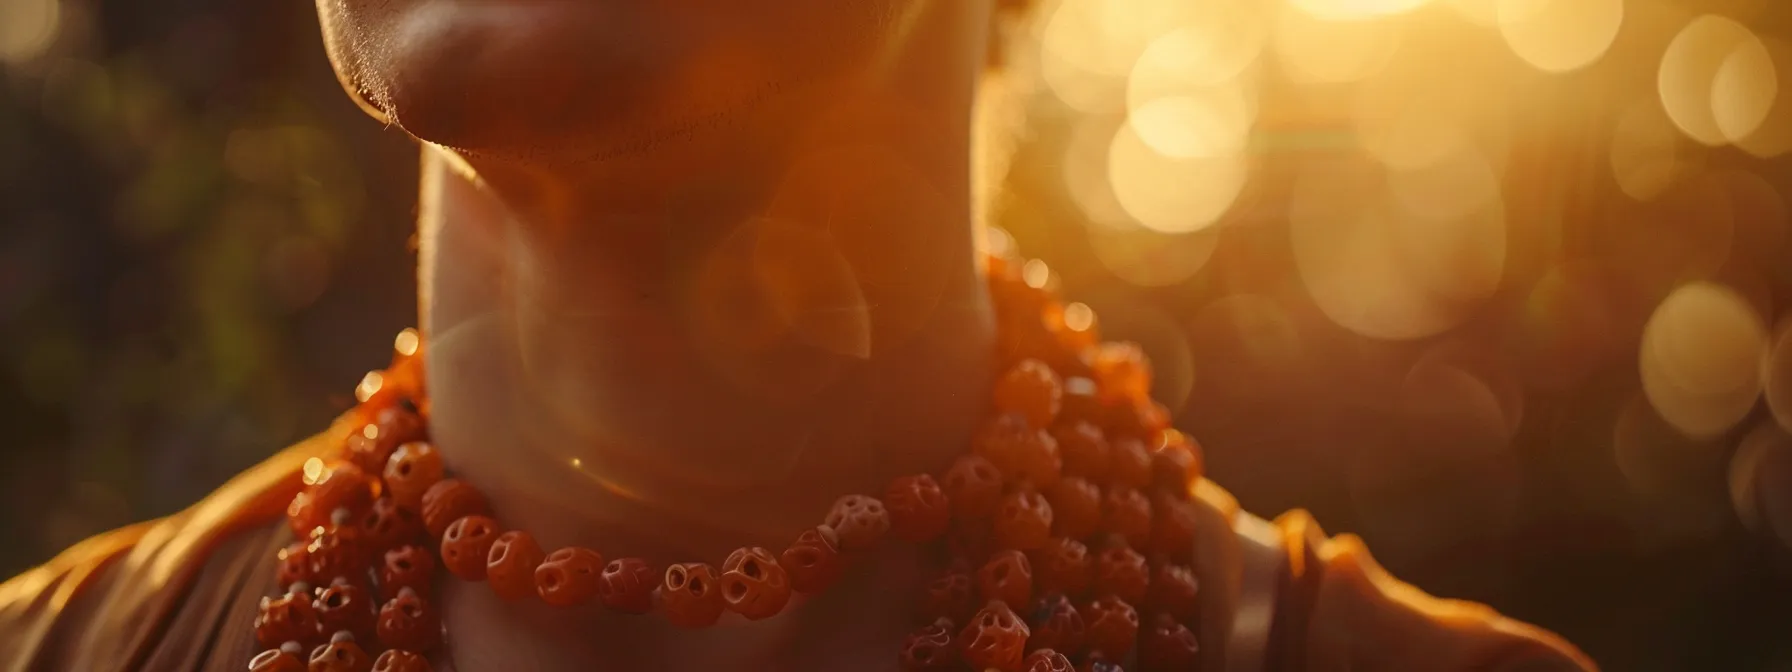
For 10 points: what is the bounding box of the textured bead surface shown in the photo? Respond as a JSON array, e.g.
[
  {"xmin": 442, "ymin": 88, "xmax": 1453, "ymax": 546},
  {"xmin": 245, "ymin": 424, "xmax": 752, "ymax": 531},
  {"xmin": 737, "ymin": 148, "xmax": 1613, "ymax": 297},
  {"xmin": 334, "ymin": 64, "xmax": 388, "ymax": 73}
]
[
  {"xmin": 376, "ymin": 589, "xmax": 441, "ymax": 653},
  {"xmin": 995, "ymin": 487, "xmax": 1055, "ymax": 551},
  {"xmin": 1044, "ymin": 478, "xmax": 1102, "ymax": 540},
  {"xmin": 419, "ymin": 479, "xmax": 488, "ymax": 540},
  {"xmin": 1093, "ymin": 545, "xmax": 1150, "ymax": 606},
  {"xmin": 993, "ymin": 359, "xmax": 1064, "ymax": 429},
  {"xmin": 303, "ymin": 525, "xmax": 369, "ymax": 591},
  {"xmin": 974, "ymin": 413, "xmax": 1062, "ymax": 488},
  {"xmin": 977, "ymin": 549, "xmax": 1034, "ymax": 608},
  {"xmin": 720, "ymin": 546, "xmax": 791, "ymax": 620},
  {"xmin": 276, "ymin": 542, "xmax": 312, "ymax": 589},
  {"xmin": 535, "ymin": 547, "xmax": 605, "ymax": 607},
  {"xmin": 1149, "ymin": 494, "xmax": 1197, "ymax": 560},
  {"xmin": 485, "ymin": 530, "xmax": 546, "ymax": 601},
  {"xmin": 823, "ymin": 495, "xmax": 891, "ymax": 551},
  {"xmin": 662, "ymin": 562, "xmax": 725, "ymax": 628},
  {"xmin": 885, "ymin": 474, "xmax": 951, "ymax": 543},
  {"xmin": 958, "ymin": 601, "xmax": 1031, "ymax": 672},
  {"xmin": 1031, "ymin": 537, "xmax": 1092, "ymax": 598},
  {"xmin": 306, "ymin": 632, "xmax": 372, "ymax": 672},
  {"xmin": 919, "ymin": 569, "xmax": 976, "ymax": 624},
  {"xmin": 249, "ymin": 647, "xmax": 304, "ymax": 672},
  {"xmin": 1026, "ymin": 593, "xmax": 1087, "ymax": 658},
  {"xmin": 781, "ymin": 526, "xmax": 845, "ymax": 594},
  {"xmin": 255, "ymin": 592, "xmax": 321, "ymax": 648},
  {"xmin": 942, "ymin": 455, "xmax": 1004, "ymax": 519},
  {"xmin": 383, "ymin": 442, "xmax": 444, "ymax": 511},
  {"xmin": 1140, "ymin": 613, "xmax": 1200, "ymax": 672},
  {"xmin": 439, "ymin": 515, "xmax": 501, "ymax": 581},
  {"xmin": 370, "ymin": 649, "xmax": 431, "ymax": 672},
  {"xmin": 899, "ymin": 617, "xmax": 959, "ymax": 671},
  {"xmin": 1101, "ymin": 487, "xmax": 1152, "ymax": 549},
  {"xmin": 378, "ymin": 545, "xmax": 435, "ymax": 602},
  {"xmin": 312, "ymin": 581, "xmax": 377, "ymax": 644},
  {"xmin": 1082, "ymin": 595, "xmax": 1140, "ymax": 660},
  {"xmin": 1150, "ymin": 429, "xmax": 1202, "ymax": 494},
  {"xmin": 358, "ymin": 497, "xmax": 423, "ymax": 554},
  {"xmin": 1022, "ymin": 649, "xmax": 1075, "ymax": 672},
  {"xmin": 1053, "ymin": 422, "xmax": 1110, "ymax": 484},
  {"xmin": 597, "ymin": 557, "xmax": 658, "ymax": 614},
  {"xmin": 344, "ymin": 407, "xmax": 425, "ymax": 475},
  {"xmin": 1107, "ymin": 437, "xmax": 1153, "ymax": 490},
  {"xmin": 1078, "ymin": 652, "xmax": 1126, "ymax": 672},
  {"xmin": 307, "ymin": 463, "xmax": 378, "ymax": 522},
  {"xmin": 1091, "ymin": 342, "xmax": 1152, "ymax": 403},
  {"xmin": 1147, "ymin": 564, "xmax": 1200, "ymax": 623}
]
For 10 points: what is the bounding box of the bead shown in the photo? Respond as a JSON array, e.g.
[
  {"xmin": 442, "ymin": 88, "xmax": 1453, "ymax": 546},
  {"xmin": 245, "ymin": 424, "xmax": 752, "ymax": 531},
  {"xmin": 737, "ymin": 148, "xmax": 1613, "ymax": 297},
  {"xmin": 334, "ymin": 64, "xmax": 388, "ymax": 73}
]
[
  {"xmin": 1091, "ymin": 342, "xmax": 1151, "ymax": 403},
  {"xmin": 376, "ymin": 588, "xmax": 441, "ymax": 653},
  {"xmin": 306, "ymin": 631, "xmax": 372, "ymax": 672},
  {"xmin": 370, "ymin": 649, "xmax": 432, "ymax": 672},
  {"xmin": 918, "ymin": 568, "xmax": 976, "ymax": 624},
  {"xmin": 1043, "ymin": 478, "xmax": 1102, "ymax": 540},
  {"xmin": 974, "ymin": 413, "xmax": 1062, "ymax": 488},
  {"xmin": 823, "ymin": 494, "xmax": 891, "ymax": 551},
  {"xmin": 378, "ymin": 545, "xmax": 435, "ymax": 602},
  {"xmin": 1139, "ymin": 613, "xmax": 1199, "ymax": 672},
  {"xmin": 1107, "ymin": 438, "xmax": 1152, "ymax": 490},
  {"xmin": 977, "ymin": 549, "xmax": 1034, "ymax": 607},
  {"xmin": 306, "ymin": 463, "xmax": 378, "ymax": 525},
  {"xmin": 486, "ymin": 530, "xmax": 546, "ymax": 601},
  {"xmin": 249, "ymin": 647, "xmax": 305, "ymax": 672},
  {"xmin": 899, "ymin": 617, "xmax": 959, "ymax": 671},
  {"xmin": 420, "ymin": 479, "xmax": 488, "ymax": 540},
  {"xmin": 1030, "ymin": 537, "xmax": 1092, "ymax": 598},
  {"xmin": 344, "ymin": 407, "xmax": 426, "ymax": 475},
  {"xmin": 1148, "ymin": 493, "xmax": 1197, "ymax": 560},
  {"xmin": 383, "ymin": 442, "xmax": 444, "ymax": 511},
  {"xmin": 994, "ymin": 488, "xmax": 1054, "ymax": 551},
  {"xmin": 358, "ymin": 497, "xmax": 424, "ymax": 553},
  {"xmin": 1078, "ymin": 651, "xmax": 1126, "ymax": 672},
  {"xmin": 535, "ymin": 547, "xmax": 605, "ymax": 607},
  {"xmin": 942, "ymin": 455, "xmax": 1004, "ymax": 519},
  {"xmin": 958, "ymin": 600, "xmax": 1030, "ymax": 672},
  {"xmin": 1149, "ymin": 430, "xmax": 1202, "ymax": 494},
  {"xmin": 1093, "ymin": 545, "xmax": 1149, "ymax": 606},
  {"xmin": 885, "ymin": 474, "xmax": 951, "ymax": 543},
  {"xmin": 439, "ymin": 515, "xmax": 501, "ymax": 581},
  {"xmin": 1082, "ymin": 595, "xmax": 1139, "ymax": 659},
  {"xmin": 304, "ymin": 525, "xmax": 370, "ymax": 589},
  {"xmin": 662, "ymin": 562, "xmax": 725, "ymax": 628},
  {"xmin": 1059, "ymin": 377, "xmax": 1103, "ymax": 426},
  {"xmin": 312, "ymin": 580, "xmax": 378, "ymax": 644},
  {"xmin": 1053, "ymin": 422, "xmax": 1110, "ymax": 484},
  {"xmin": 720, "ymin": 546, "xmax": 792, "ymax": 620},
  {"xmin": 993, "ymin": 359, "xmax": 1064, "ymax": 429},
  {"xmin": 1104, "ymin": 399, "xmax": 1170, "ymax": 441},
  {"xmin": 256, "ymin": 592, "xmax": 321, "ymax": 649},
  {"xmin": 1026, "ymin": 592, "xmax": 1087, "ymax": 658},
  {"xmin": 597, "ymin": 557, "xmax": 658, "ymax": 613},
  {"xmin": 1147, "ymin": 564, "xmax": 1200, "ymax": 624},
  {"xmin": 780, "ymin": 526, "xmax": 845, "ymax": 594},
  {"xmin": 1100, "ymin": 487, "xmax": 1152, "ymax": 549},
  {"xmin": 1022, "ymin": 649, "xmax": 1075, "ymax": 672},
  {"xmin": 276, "ymin": 542, "xmax": 312, "ymax": 589}
]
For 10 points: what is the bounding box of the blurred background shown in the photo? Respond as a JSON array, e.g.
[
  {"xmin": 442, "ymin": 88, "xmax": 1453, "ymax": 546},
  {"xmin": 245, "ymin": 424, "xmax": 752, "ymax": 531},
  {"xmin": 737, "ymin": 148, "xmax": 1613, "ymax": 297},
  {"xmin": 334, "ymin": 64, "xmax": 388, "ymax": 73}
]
[{"xmin": 1, "ymin": 0, "xmax": 1789, "ymax": 669}]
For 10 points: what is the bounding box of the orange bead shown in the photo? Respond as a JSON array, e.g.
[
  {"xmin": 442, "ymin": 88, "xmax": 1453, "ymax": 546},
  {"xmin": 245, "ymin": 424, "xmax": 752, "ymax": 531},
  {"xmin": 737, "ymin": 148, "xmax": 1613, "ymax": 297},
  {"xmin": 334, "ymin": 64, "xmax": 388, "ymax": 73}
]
[
  {"xmin": 1093, "ymin": 545, "xmax": 1149, "ymax": 606},
  {"xmin": 1147, "ymin": 564, "xmax": 1199, "ymax": 624},
  {"xmin": 1139, "ymin": 613, "xmax": 1199, "ymax": 672},
  {"xmin": 277, "ymin": 542, "xmax": 313, "ymax": 589},
  {"xmin": 993, "ymin": 359, "xmax": 1064, "ymax": 429},
  {"xmin": 486, "ymin": 530, "xmax": 546, "ymax": 601},
  {"xmin": 823, "ymin": 495, "xmax": 891, "ymax": 551},
  {"xmin": 994, "ymin": 488, "xmax": 1054, "ymax": 551},
  {"xmin": 439, "ymin": 515, "xmax": 501, "ymax": 581},
  {"xmin": 1103, "ymin": 399, "xmax": 1171, "ymax": 441},
  {"xmin": 1043, "ymin": 477, "xmax": 1102, "ymax": 540},
  {"xmin": 958, "ymin": 600, "xmax": 1031, "ymax": 672},
  {"xmin": 942, "ymin": 455, "xmax": 1004, "ymax": 519},
  {"xmin": 535, "ymin": 547, "xmax": 605, "ymax": 607},
  {"xmin": 1082, "ymin": 594, "xmax": 1139, "ymax": 660},
  {"xmin": 310, "ymin": 463, "xmax": 378, "ymax": 520},
  {"xmin": 249, "ymin": 644, "xmax": 306, "ymax": 672},
  {"xmin": 780, "ymin": 526, "xmax": 845, "ymax": 594},
  {"xmin": 256, "ymin": 591, "xmax": 321, "ymax": 648},
  {"xmin": 1149, "ymin": 493, "xmax": 1197, "ymax": 560},
  {"xmin": 899, "ymin": 617, "xmax": 960, "ymax": 671},
  {"xmin": 343, "ymin": 407, "xmax": 426, "ymax": 475},
  {"xmin": 383, "ymin": 442, "xmax": 444, "ymax": 511},
  {"xmin": 305, "ymin": 525, "xmax": 370, "ymax": 586},
  {"xmin": 1053, "ymin": 422, "xmax": 1110, "ymax": 484},
  {"xmin": 1149, "ymin": 429, "xmax": 1202, "ymax": 494},
  {"xmin": 371, "ymin": 649, "xmax": 432, "ymax": 672},
  {"xmin": 1022, "ymin": 649, "xmax": 1075, "ymax": 672},
  {"xmin": 1031, "ymin": 537, "xmax": 1092, "ymax": 598},
  {"xmin": 358, "ymin": 497, "xmax": 424, "ymax": 553},
  {"xmin": 885, "ymin": 474, "xmax": 951, "ymax": 542},
  {"xmin": 974, "ymin": 413, "xmax": 1062, "ymax": 488},
  {"xmin": 720, "ymin": 546, "xmax": 792, "ymax": 620},
  {"xmin": 419, "ymin": 479, "xmax": 488, "ymax": 540},
  {"xmin": 662, "ymin": 562, "xmax": 725, "ymax": 628},
  {"xmin": 378, "ymin": 545, "xmax": 435, "ymax": 602},
  {"xmin": 1026, "ymin": 593, "xmax": 1087, "ymax": 658},
  {"xmin": 1059, "ymin": 377, "xmax": 1103, "ymax": 426},
  {"xmin": 1107, "ymin": 437, "xmax": 1152, "ymax": 490},
  {"xmin": 597, "ymin": 557, "xmax": 658, "ymax": 613},
  {"xmin": 376, "ymin": 588, "xmax": 441, "ymax": 653},
  {"xmin": 307, "ymin": 631, "xmax": 372, "ymax": 672},
  {"xmin": 1101, "ymin": 487, "xmax": 1152, "ymax": 549},
  {"xmin": 312, "ymin": 580, "xmax": 377, "ymax": 644},
  {"xmin": 919, "ymin": 568, "xmax": 977, "ymax": 624},
  {"xmin": 977, "ymin": 549, "xmax": 1034, "ymax": 607},
  {"xmin": 1091, "ymin": 342, "xmax": 1151, "ymax": 403}
]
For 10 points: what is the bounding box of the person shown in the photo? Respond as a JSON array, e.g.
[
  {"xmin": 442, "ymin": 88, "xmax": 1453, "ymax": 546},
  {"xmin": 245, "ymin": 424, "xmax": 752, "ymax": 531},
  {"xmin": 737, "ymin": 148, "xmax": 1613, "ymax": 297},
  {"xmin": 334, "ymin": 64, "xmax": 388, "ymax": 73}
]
[{"xmin": 0, "ymin": 0, "xmax": 1598, "ymax": 669}]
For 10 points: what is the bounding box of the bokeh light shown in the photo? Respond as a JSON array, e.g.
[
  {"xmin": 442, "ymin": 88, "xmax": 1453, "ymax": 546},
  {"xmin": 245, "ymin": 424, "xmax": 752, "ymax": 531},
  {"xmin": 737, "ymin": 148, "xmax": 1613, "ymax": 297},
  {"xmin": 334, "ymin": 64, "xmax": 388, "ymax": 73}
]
[
  {"xmin": 1107, "ymin": 115, "xmax": 1250, "ymax": 233},
  {"xmin": 1496, "ymin": 0, "xmax": 1624, "ymax": 73},
  {"xmin": 1273, "ymin": 4, "xmax": 1404, "ymax": 84},
  {"xmin": 0, "ymin": 0, "xmax": 60, "ymax": 65},
  {"xmin": 1639, "ymin": 282, "xmax": 1768, "ymax": 439},
  {"xmin": 1659, "ymin": 15, "xmax": 1759, "ymax": 146}
]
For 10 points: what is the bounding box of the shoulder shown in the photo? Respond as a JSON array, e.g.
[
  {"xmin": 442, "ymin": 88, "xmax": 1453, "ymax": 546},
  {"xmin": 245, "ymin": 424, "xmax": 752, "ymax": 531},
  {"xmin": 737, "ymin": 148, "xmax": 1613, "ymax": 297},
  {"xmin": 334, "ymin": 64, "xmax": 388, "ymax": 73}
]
[{"xmin": 0, "ymin": 417, "xmax": 354, "ymax": 672}]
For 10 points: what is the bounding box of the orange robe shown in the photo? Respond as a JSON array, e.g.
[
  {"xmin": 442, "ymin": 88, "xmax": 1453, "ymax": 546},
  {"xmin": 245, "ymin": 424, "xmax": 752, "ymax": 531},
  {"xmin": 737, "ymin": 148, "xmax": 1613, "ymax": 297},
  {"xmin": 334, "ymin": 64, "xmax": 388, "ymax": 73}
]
[{"xmin": 0, "ymin": 415, "xmax": 1595, "ymax": 671}]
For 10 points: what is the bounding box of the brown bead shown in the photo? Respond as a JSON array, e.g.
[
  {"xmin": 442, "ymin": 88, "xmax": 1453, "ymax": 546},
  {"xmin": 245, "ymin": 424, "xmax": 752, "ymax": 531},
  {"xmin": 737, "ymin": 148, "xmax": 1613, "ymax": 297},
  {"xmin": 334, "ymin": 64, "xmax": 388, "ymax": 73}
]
[
  {"xmin": 439, "ymin": 515, "xmax": 501, "ymax": 581},
  {"xmin": 1082, "ymin": 595, "xmax": 1140, "ymax": 660},
  {"xmin": 1022, "ymin": 649, "xmax": 1075, "ymax": 672},
  {"xmin": 307, "ymin": 631, "xmax": 373, "ymax": 672},
  {"xmin": 312, "ymin": 580, "xmax": 377, "ymax": 644},
  {"xmin": 305, "ymin": 525, "xmax": 370, "ymax": 586},
  {"xmin": 1044, "ymin": 477, "xmax": 1102, "ymax": 540},
  {"xmin": 370, "ymin": 649, "xmax": 432, "ymax": 672},
  {"xmin": 597, "ymin": 557, "xmax": 658, "ymax": 613},
  {"xmin": 1078, "ymin": 651, "xmax": 1126, "ymax": 672},
  {"xmin": 1026, "ymin": 592, "xmax": 1087, "ymax": 658},
  {"xmin": 378, "ymin": 545, "xmax": 435, "ymax": 602},
  {"xmin": 1101, "ymin": 487, "xmax": 1152, "ymax": 549},
  {"xmin": 1104, "ymin": 399, "xmax": 1171, "ymax": 441},
  {"xmin": 1149, "ymin": 430, "xmax": 1202, "ymax": 494},
  {"xmin": 1107, "ymin": 437, "xmax": 1152, "ymax": 490},
  {"xmin": 256, "ymin": 592, "xmax": 321, "ymax": 648},
  {"xmin": 780, "ymin": 526, "xmax": 846, "ymax": 594},
  {"xmin": 919, "ymin": 568, "xmax": 977, "ymax": 624},
  {"xmin": 419, "ymin": 479, "xmax": 488, "ymax": 540},
  {"xmin": 959, "ymin": 600, "xmax": 1031, "ymax": 672},
  {"xmin": 344, "ymin": 407, "xmax": 426, "ymax": 475},
  {"xmin": 1093, "ymin": 545, "xmax": 1150, "ymax": 606},
  {"xmin": 1139, "ymin": 613, "xmax": 1199, "ymax": 672},
  {"xmin": 1053, "ymin": 422, "xmax": 1110, "ymax": 484},
  {"xmin": 276, "ymin": 542, "xmax": 313, "ymax": 589},
  {"xmin": 1092, "ymin": 342, "xmax": 1152, "ymax": 403},
  {"xmin": 1031, "ymin": 537, "xmax": 1092, "ymax": 598},
  {"xmin": 974, "ymin": 413, "xmax": 1062, "ymax": 488},
  {"xmin": 1147, "ymin": 564, "xmax": 1200, "ymax": 624},
  {"xmin": 290, "ymin": 463, "xmax": 377, "ymax": 540},
  {"xmin": 994, "ymin": 487, "xmax": 1055, "ymax": 551},
  {"xmin": 249, "ymin": 646, "xmax": 305, "ymax": 672},
  {"xmin": 358, "ymin": 497, "xmax": 424, "ymax": 553},
  {"xmin": 376, "ymin": 588, "xmax": 441, "ymax": 653},
  {"xmin": 899, "ymin": 617, "xmax": 960, "ymax": 671},
  {"xmin": 977, "ymin": 549, "xmax": 1034, "ymax": 607},
  {"xmin": 943, "ymin": 455, "xmax": 1005, "ymax": 519},
  {"xmin": 885, "ymin": 474, "xmax": 951, "ymax": 543},
  {"xmin": 720, "ymin": 546, "xmax": 792, "ymax": 620},
  {"xmin": 1149, "ymin": 493, "xmax": 1197, "ymax": 560},
  {"xmin": 823, "ymin": 495, "xmax": 891, "ymax": 551},
  {"xmin": 662, "ymin": 562, "xmax": 725, "ymax": 628},
  {"xmin": 535, "ymin": 547, "xmax": 605, "ymax": 607},
  {"xmin": 486, "ymin": 530, "xmax": 546, "ymax": 601},
  {"xmin": 383, "ymin": 442, "xmax": 444, "ymax": 512},
  {"xmin": 993, "ymin": 359, "xmax": 1064, "ymax": 429}
]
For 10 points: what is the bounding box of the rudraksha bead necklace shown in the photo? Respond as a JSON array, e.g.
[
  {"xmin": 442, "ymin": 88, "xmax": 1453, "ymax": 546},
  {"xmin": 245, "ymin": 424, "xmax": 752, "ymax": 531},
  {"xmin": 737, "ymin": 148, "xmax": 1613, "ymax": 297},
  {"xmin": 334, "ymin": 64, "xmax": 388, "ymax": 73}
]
[{"xmin": 248, "ymin": 252, "xmax": 1206, "ymax": 672}]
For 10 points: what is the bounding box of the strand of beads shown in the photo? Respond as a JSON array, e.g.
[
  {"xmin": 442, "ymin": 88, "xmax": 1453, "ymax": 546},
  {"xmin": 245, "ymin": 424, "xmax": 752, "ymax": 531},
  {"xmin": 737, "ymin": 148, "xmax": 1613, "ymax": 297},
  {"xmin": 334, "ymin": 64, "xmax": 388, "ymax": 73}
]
[{"xmin": 247, "ymin": 253, "xmax": 1205, "ymax": 672}]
